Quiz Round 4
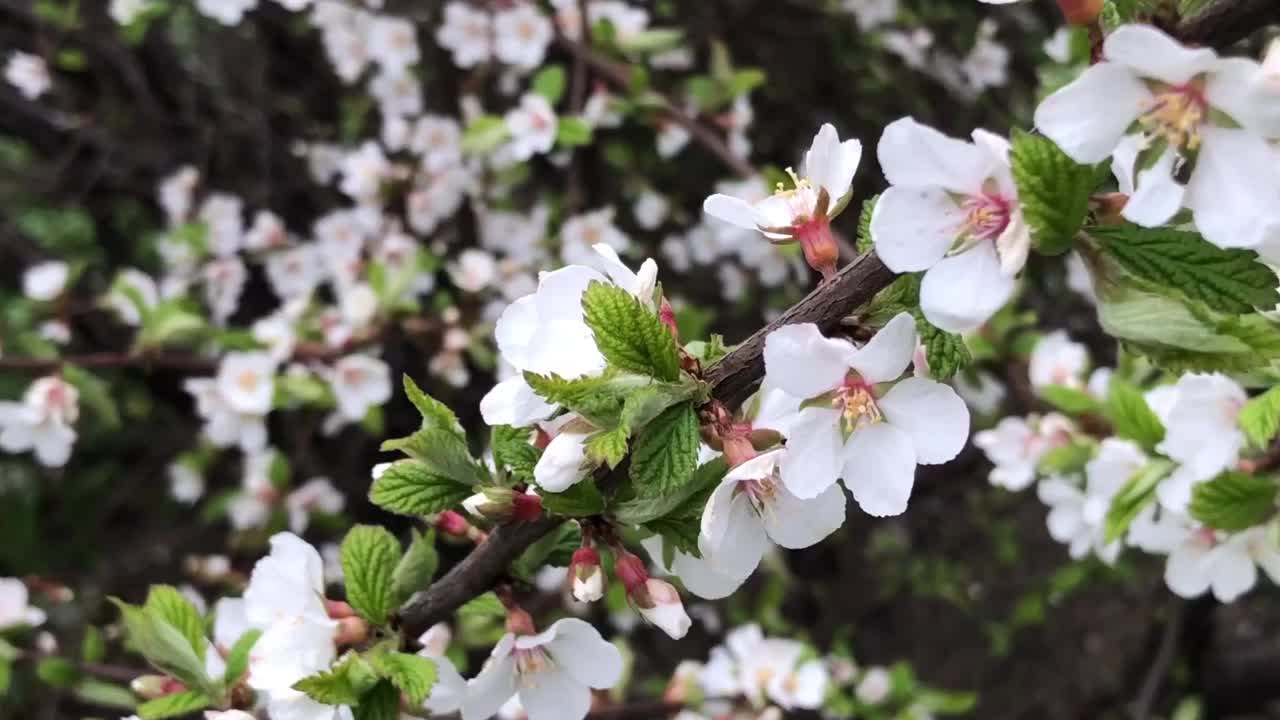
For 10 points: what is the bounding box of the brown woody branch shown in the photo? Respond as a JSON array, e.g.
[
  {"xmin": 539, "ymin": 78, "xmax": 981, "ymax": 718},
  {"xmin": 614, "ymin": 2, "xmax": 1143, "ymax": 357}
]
[
  {"xmin": 395, "ymin": 251, "xmax": 895, "ymax": 641},
  {"xmin": 1172, "ymin": 0, "xmax": 1280, "ymax": 47}
]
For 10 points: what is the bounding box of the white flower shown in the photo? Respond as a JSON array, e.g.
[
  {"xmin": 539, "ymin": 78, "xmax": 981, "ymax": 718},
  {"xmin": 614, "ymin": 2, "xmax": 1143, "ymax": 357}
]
[
  {"xmin": 506, "ymin": 93, "xmax": 558, "ymax": 161},
  {"xmin": 202, "ymin": 257, "xmax": 248, "ymax": 324},
  {"xmin": 195, "ymin": 0, "xmax": 257, "ymax": 24},
  {"xmin": 697, "ymin": 449, "xmax": 846, "ymax": 595},
  {"xmin": 437, "ymin": 2, "xmax": 492, "ymax": 68},
  {"xmin": 704, "ymin": 123, "xmax": 861, "ymax": 278},
  {"xmin": 883, "ymin": 28, "xmax": 934, "ymax": 70},
  {"xmin": 368, "ymin": 16, "xmax": 420, "ymax": 72},
  {"xmin": 110, "ymin": 0, "xmax": 154, "ymax": 25},
  {"xmin": 370, "ymin": 68, "xmax": 424, "ymax": 117},
  {"xmin": 38, "ymin": 320, "xmax": 69, "ymax": 345},
  {"xmin": 6, "ymin": 52, "xmax": 51, "ymax": 100},
  {"xmin": 656, "ymin": 122, "xmax": 690, "ymax": 158},
  {"xmin": 243, "ymin": 210, "xmax": 289, "ymax": 251},
  {"xmin": 407, "ymin": 166, "xmax": 470, "ymax": 235},
  {"xmin": 871, "ymin": 118, "xmax": 1028, "ymax": 332},
  {"xmin": 1028, "ymin": 330, "xmax": 1089, "ymax": 390},
  {"xmin": 204, "ymin": 711, "xmax": 256, "ymax": 720},
  {"xmin": 169, "ymin": 462, "xmax": 206, "ymax": 504},
  {"xmin": 1034, "ymin": 25, "xmax": 1280, "ymax": 250},
  {"xmin": 1043, "ymin": 27, "xmax": 1073, "ymax": 64},
  {"xmin": 198, "ymin": 193, "xmax": 245, "ymax": 257},
  {"xmin": 328, "ymin": 354, "xmax": 392, "ymax": 421},
  {"xmin": 962, "ymin": 27, "xmax": 1010, "ymax": 92},
  {"xmin": 461, "ymin": 618, "xmax": 623, "ymax": 720},
  {"xmin": 857, "ymin": 666, "xmax": 893, "ymax": 705},
  {"xmin": 338, "ymin": 141, "xmax": 392, "ymax": 203},
  {"xmin": 1037, "ymin": 438, "xmax": 1145, "ymax": 563},
  {"xmin": 533, "ymin": 415, "xmax": 592, "ymax": 492},
  {"xmin": 0, "ymin": 376, "xmax": 79, "ymax": 467},
  {"xmin": 1165, "ymin": 526, "xmax": 1280, "ymax": 602},
  {"xmin": 0, "ymin": 578, "xmax": 46, "ymax": 630},
  {"xmin": 412, "ymin": 115, "xmax": 463, "ymax": 172},
  {"xmin": 974, "ymin": 413, "xmax": 1074, "ymax": 491},
  {"xmin": 700, "ymin": 625, "xmax": 828, "ymax": 710},
  {"xmin": 184, "ymin": 378, "xmax": 268, "ymax": 452},
  {"xmin": 105, "ymin": 268, "xmax": 160, "ymax": 326},
  {"xmin": 23, "ymin": 261, "xmax": 69, "ymax": 301},
  {"xmin": 560, "ymin": 208, "xmax": 630, "ymax": 267},
  {"xmin": 762, "ymin": 313, "xmax": 970, "ymax": 514},
  {"xmin": 642, "ymin": 534, "xmax": 750, "ymax": 603},
  {"xmin": 217, "ymin": 352, "xmax": 277, "ymax": 416},
  {"xmin": 158, "ymin": 165, "xmax": 199, "ymax": 225},
  {"xmin": 632, "ymin": 190, "xmax": 669, "ymax": 231},
  {"xmin": 265, "ymin": 245, "xmax": 323, "ymax": 300},
  {"xmin": 494, "ymin": 4, "xmax": 553, "ymax": 70},
  {"xmin": 286, "ymin": 477, "xmax": 345, "ymax": 533},
  {"xmin": 416, "ymin": 625, "xmax": 468, "ymax": 715},
  {"xmin": 1153, "ymin": 373, "xmax": 1245, "ymax": 513},
  {"xmin": 582, "ymin": 90, "xmax": 622, "ymax": 129},
  {"xmin": 842, "ymin": 0, "xmax": 898, "ymax": 31},
  {"xmin": 449, "ymin": 248, "xmax": 499, "ymax": 293}
]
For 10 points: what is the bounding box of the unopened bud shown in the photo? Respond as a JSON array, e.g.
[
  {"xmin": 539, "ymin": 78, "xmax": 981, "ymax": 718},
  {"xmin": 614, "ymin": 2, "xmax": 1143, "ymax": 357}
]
[
  {"xmin": 505, "ymin": 606, "xmax": 536, "ymax": 636},
  {"xmin": 794, "ymin": 216, "xmax": 839, "ymax": 281},
  {"xmin": 131, "ymin": 674, "xmax": 171, "ymax": 700},
  {"xmin": 613, "ymin": 550, "xmax": 650, "ymax": 594},
  {"xmin": 633, "ymin": 578, "xmax": 691, "ymax": 639},
  {"xmin": 722, "ymin": 434, "xmax": 758, "ymax": 468},
  {"xmin": 325, "ymin": 599, "xmax": 357, "ymax": 619},
  {"xmin": 463, "ymin": 488, "xmax": 544, "ymax": 524},
  {"xmin": 570, "ymin": 547, "xmax": 605, "ymax": 602},
  {"xmin": 1056, "ymin": 0, "xmax": 1102, "ymax": 25},
  {"xmin": 334, "ymin": 616, "xmax": 370, "ymax": 646},
  {"xmin": 659, "ymin": 298, "xmax": 679, "ymax": 340},
  {"xmin": 435, "ymin": 510, "xmax": 471, "ymax": 538}
]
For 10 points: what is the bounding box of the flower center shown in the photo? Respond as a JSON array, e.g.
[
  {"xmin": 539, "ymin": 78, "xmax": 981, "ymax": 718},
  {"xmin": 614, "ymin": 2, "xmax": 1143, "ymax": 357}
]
[
  {"xmin": 515, "ymin": 646, "xmax": 555, "ymax": 686},
  {"xmin": 962, "ymin": 192, "xmax": 1011, "ymax": 244},
  {"xmin": 774, "ymin": 168, "xmax": 820, "ymax": 222},
  {"xmin": 834, "ymin": 377, "xmax": 882, "ymax": 434},
  {"xmin": 236, "ymin": 370, "xmax": 260, "ymax": 394},
  {"xmin": 1139, "ymin": 84, "xmax": 1208, "ymax": 153}
]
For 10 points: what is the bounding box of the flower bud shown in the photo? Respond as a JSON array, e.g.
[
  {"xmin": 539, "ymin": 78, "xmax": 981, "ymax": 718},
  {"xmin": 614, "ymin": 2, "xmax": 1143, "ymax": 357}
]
[
  {"xmin": 1056, "ymin": 0, "xmax": 1102, "ymax": 25},
  {"xmin": 334, "ymin": 616, "xmax": 370, "ymax": 646},
  {"xmin": 569, "ymin": 547, "xmax": 605, "ymax": 602},
  {"xmin": 632, "ymin": 578, "xmax": 691, "ymax": 640},
  {"xmin": 325, "ymin": 599, "xmax": 357, "ymax": 619},
  {"xmin": 462, "ymin": 487, "xmax": 516, "ymax": 522},
  {"xmin": 130, "ymin": 674, "xmax": 172, "ymax": 700},
  {"xmin": 435, "ymin": 510, "xmax": 485, "ymax": 542},
  {"xmin": 659, "ymin": 298, "xmax": 679, "ymax": 340},
  {"xmin": 856, "ymin": 666, "xmax": 892, "ymax": 706},
  {"xmin": 793, "ymin": 216, "xmax": 839, "ymax": 281},
  {"xmin": 505, "ymin": 606, "xmax": 536, "ymax": 636}
]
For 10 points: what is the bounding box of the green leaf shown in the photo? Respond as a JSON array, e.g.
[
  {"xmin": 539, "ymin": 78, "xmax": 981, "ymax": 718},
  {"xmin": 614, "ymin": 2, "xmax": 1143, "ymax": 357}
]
[
  {"xmin": 36, "ymin": 657, "xmax": 79, "ymax": 688},
  {"xmin": 381, "ymin": 427, "xmax": 489, "ymax": 486},
  {"xmin": 81, "ymin": 626, "xmax": 105, "ymax": 663},
  {"xmin": 137, "ymin": 689, "xmax": 212, "ymax": 720},
  {"xmin": 638, "ymin": 459, "xmax": 727, "ymax": 557},
  {"xmin": 112, "ymin": 599, "xmax": 211, "ymax": 695},
  {"xmin": 1105, "ymin": 378, "xmax": 1165, "ymax": 451},
  {"xmin": 912, "ymin": 310, "xmax": 971, "ymax": 380},
  {"xmin": 294, "ymin": 663, "xmax": 364, "ymax": 706},
  {"xmin": 1036, "ymin": 440, "xmax": 1095, "ymax": 476},
  {"xmin": 556, "ymin": 117, "xmax": 593, "ymax": 147},
  {"xmin": 457, "ymin": 592, "xmax": 505, "ymax": 619},
  {"xmin": 1190, "ymin": 471, "xmax": 1279, "ymax": 531},
  {"xmin": 522, "ymin": 370, "xmax": 633, "ymax": 428},
  {"xmin": 584, "ymin": 425, "xmax": 630, "ymax": 469},
  {"xmin": 581, "ymin": 281, "xmax": 681, "ymax": 381},
  {"xmin": 613, "ymin": 456, "xmax": 728, "ymax": 524},
  {"xmin": 144, "ymin": 585, "xmax": 207, "ymax": 660},
  {"xmin": 223, "ymin": 629, "xmax": 262, "ymax": 684},
  {"xmin": 370, "ymin": 652, "xmax": 437, "ymax": 706},
  {"xmin": 491, "ymin": 425, "xmax": 542, "ymax": 483},
  {"xmin": 541, "ymin": 480, "xmax": 606, "ymax": 517},
  {"xmin": 461, "ymin": 115, "xmax": 509, "ymax": 154},
  {"xmin": 512, "ymin": 523, "xmax": 581, "ymax": 579},
  {"xmin": 1104, "ymin": 459, "xmax": 1174, "ymax": 542},
  {"xmin": 629, "ymin": 402, "xmax": 700, "ymax": 497},
  {"xmin": 1010, "ymin": 129, "xmax": 1103, "ymax": 254},
  {"xmin": 61, "ymin": 364, "xmax": 120, "ymax": 429},
  {"xmin": 391, "ymin": 530, "xmax": 439, "ymax": 606},
  {"xmin": 355, "ymin": 679, "xmax": 401, "ymax": 720},
  {"xmin": 369, "ymin": 459, "xmax": 473, "ymax": 516},
  {"xmin": 340, "ymin": 525, "xmax": 403, "ymax": 625},
  {"xmin": 73, "ymin": 679, "xmax": 137, "ymax": 710},
  {"xmin": 403, "ymin": 375, "xmax": 465, "ymax": 437},
  {"xmin": 855, "ymin": 194, "xmax": 878, "ymax": 255},
  {"xmin": 1092, "ymin": 225, "xmax": 1280, "ymax": 315},
  {"xmin": 1240, "ymin": 386, "xmax": 1280, "ymax": 450},
  {"xmin": 532, "ymin": 64, "xmax": 566, "ymax": 103},
  {"xmin": 1038, "ymin": 385, "xmax": 1102, "ymax": 415}
]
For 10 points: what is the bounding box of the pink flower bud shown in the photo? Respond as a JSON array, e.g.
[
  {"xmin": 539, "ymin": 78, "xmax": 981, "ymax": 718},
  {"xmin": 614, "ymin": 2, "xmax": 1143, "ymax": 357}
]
[
  {"xmin": 130, "ymin": 674, "xmax": 172, "ymax": 700},
  {"xmin": 334, "ymin": 616, "xmax": 370, "ymax": 646},
  {"xmin": 613, "ymin": 550, "xmax": 650, "ymax": 594},
  {"xmin": 633, "ymin": 578, "xmax": 691, "ymax": 639},
  {"xmin": 324, "ymin": 599, "xmax": 356, "ymax": 619},
  {"xmin": 1056, "ymin": 0, "xmax": 1102, "ymax": 25},
  {"xmin": 570, "ymin": 547, "xmax": 605, "ymax": 603},
  {"xmin": 435, "ymin": 510, "xmax": 471, "ymax": 537}
]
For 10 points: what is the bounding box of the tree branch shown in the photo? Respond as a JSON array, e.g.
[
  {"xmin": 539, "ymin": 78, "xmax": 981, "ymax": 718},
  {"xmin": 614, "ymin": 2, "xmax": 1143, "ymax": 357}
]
[
  {"xmin": 395, "ymin": 251, "xmax": 895, "ymax": 641},
  {"xmin": 1172, "ymin": 0, "xmax": 1280, "ymax": 47}
]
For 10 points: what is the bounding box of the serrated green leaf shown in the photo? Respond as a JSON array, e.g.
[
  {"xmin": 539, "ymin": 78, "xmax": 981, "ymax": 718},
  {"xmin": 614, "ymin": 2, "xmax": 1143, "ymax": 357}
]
[
  {"xmin": 294, "ymin": 662, "xmax": 364, "ymax": 706},
  {"xmin": 1011, "ymin": 129, "xmax": 1103, "ymax": 254},
  {"xmin": 355, "ymin": 679, "xmax": 401, "ymax": 720},
  {"xmin": 391, "ymin": 529, "xmax": 439, "ymax": 606},
  {"xmin": 532, "ymin": 64, "xmax": 566, "ymax": 103},
  {"xmin": 584, "ymin": 425, "xmax": 630, "ymax": 468},
  {"xmin": 1104, "ymin": 459, "xmax": 1174, "ymax": 542},
  {"xmin": 62, "ymin": 364, "xmax": 120, "ymax": 429},
  {"xmin": 370, "ymin": 459, "xmax": 473, "ymax": 516},
  {"xmin": 912, "ymin": 310, "xmax": 971, "ymax": 380},
  {"xmin": 491, "ymin": 425, "xmax": 542, "ymax": 484},
  {"xmin": 340, "ymin": 525, "xmax": 402, "ymax": 625},
  {"xmin": 137, "ymin": 689, "xmax": 211, "ymax": 720},
  {"xmin": 1190, "ymin": 471, "xmax": 1278, "ymax": 531},
  {"xmin": 223, "ymin": 629, "xmax": 261, "ymax": 684},
  {"xmin": 1105, "ymin": 378, "xmax": 1165, "ymax": 451},
  {"xmin": 402, "ymin": 375, "xmax": 465, "ymax": 437},
  {"xmin": 541, "ymin": 480, "xmax": 606, "ymax": 517},
  {"xmin": 613, "ymin": 456, "xmax": 728, "ymax": 524},
  {"xmin": 1092, "ymin": 225, "xmax": 1279, "ymax": 314},
  {"xmin": 111, "ymin": 599, "xmax": 211, "ymax": 695},
  {"xmin": 381, "ymin": 427, "xmax": 489, "ymax": 486},
  {"xmin": 855, "ymin": 194, "xmax": 878, "ymax": 255},
  {"xmin": 522, "ymin": 370, "xmax": 641, "ymax": 427},
  {"xmin": 629, "ymin": 402, "xmax": 700, "ymax": 497},
  {"xmin": 1038, "ymin": 384, "xmax": 1101, "ymax": 415},
  {"xmin": 144, "ymin": 585, "xmax": 207, "ymax": 661},
  {"xmin": 457, "ymin": 592, "xmax": 506, "ymax": 619},
  {"xmin": 370, "ymin": 651, "xmax": 437, "ymax": 706},
  {"xmin": 581, "ymin": 281, "xmax": 681, "ymax": 381},
  {"xmin": 1240, "ymin": 385, "xmax": 1280, "ymax": 449}
]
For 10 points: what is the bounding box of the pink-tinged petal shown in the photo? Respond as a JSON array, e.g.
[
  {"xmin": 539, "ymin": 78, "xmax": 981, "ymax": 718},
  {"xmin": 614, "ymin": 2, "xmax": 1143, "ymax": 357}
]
[
  {"xmin": 778, "ymin": 408, "xmax": 844, "ymax": 499},
  {"xmin": 762, "ymin": 324, "xmax": 854, "ymax": 399},
  {"xmin": 878, "ymin": 377, "xmax": 970, "ymax": 464},
  {"xmin": 842, "ymin": 422, "xmax": 917, "ymax": 517},
  {"xmin": 1034, "ymin": 63, "xmax": 1150, "ymax": 163},
  {"xmin": 871, "ymin": 185, "xmax": 967, "ymax": 273},
  {"xmin": 1185, "ymin": 127, "xmax": 1280, "ymax": 250},
  {"xmin": 1103, "ymin": 24, "xmax": 1219, "ymax": 85},
  {"xmin": 703, "ymin": 193, "xmax": 766, "ymax": 230},
  {"xmin": 919, "ymin": 242, "xmax": 1015, "ymax": 333},
  {"xmin": 847, "ymin": 312, "xmax": 917, "ymax": 384},
  {"xmin": 877, "ymin": 117, "xmax": 996, "ymax": 194},
  {"xmin": 762, "ymin": 481, "xmax": 846, "ymax": 549}
]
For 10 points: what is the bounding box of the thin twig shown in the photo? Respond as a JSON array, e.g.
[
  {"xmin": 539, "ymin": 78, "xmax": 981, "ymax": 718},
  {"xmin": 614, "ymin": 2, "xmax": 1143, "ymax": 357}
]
[{"xmin": 1133, "ymin": 600, "xmax": 1186, "ymax": 720}]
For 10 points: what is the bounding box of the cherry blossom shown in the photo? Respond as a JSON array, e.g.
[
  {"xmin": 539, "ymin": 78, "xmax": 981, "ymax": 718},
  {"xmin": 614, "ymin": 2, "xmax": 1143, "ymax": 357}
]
[
  {"xmin": 1164, "ymin": 526, "xmax": 1280, "ymax": 602},
  {"xmin": 871, "ymin": 118, "xmax": 1028, "ymax": 332},
  {"xmin": 286, "ymin": 477, "xmax": 346, "ymax": 533},
  {"xmin": 0, "ymin": 578, "xmax": 46, "ymax": 630},
  {"xmin": 700, "ymin": 624, "xmax": 828, "ymax": 710},
  {"xmin": 22, "ymin": 261, "xmax": 69, "ymax": 302},
  {"xmin": 5, "ymin": 52, "xmax": 51, "ymax": 100},
  {"xmin": 494, "ymin": 4, "xmax": 553, "ymax": 71},
  {"xmin": 1151, "ymin": 373, "xmax": 1246, "ymax": 513},
  {"xmin": 195, "ymin": 0, "xmax": 257, "ymax": 25},
  {"xmin": 974, "ymin": 413, "xmax": 1075, "ymax": 491},
  {"xmin": 762, "ymin": 313, "xmax": 969, "ymax": 515},
  {"xmin": 0, "ymin": 376, "xmax": 79, "ymax": 467},
  {"xmin": 367, "ymin": 16, "xmax": 420, "ymax": 72},
  {"xmin": 437, "ymin": 2, "xmax": 492, "ymax": 68},
  {"xmin": 327, "ymin": 354, "xmax": 392, "ymax": 422},
  {"xmin": 506, "ymin": 93, "xmax": 559, "ymax": 161},
  {"xmin": 1037, "ymin": 438, "xmax": 1146, "ymax": 564},
  {"xmin": 1028, "ymin": 330, "xmax": 1089, "ymax": 391}
]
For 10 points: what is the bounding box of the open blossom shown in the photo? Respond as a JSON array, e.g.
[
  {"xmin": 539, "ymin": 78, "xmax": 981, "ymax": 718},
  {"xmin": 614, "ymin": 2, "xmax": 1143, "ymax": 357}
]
[
  {"xmin": 1038, "ymin": 438, "xmax": 1146, "ymax": 564},
  {"xmin": 0, "ymin": 578, "xmax": 46, "ymax": 630},
  {"xmin": 195, "ymin": 0, "xmax": 257, "ymax": 24},
  {"xmin": 700, "ymin": 624, "xmax": 828, "ymax": 710},
  {"xmin": 185, "ymin": 353, "xmax": 275, "ymax": 451},
  {"xmin": 1028, "ymin": 330, "xmax": 1089, "ymax": 390},
  {"xmin": 6, "ymin": 52, "xmax": 51, "ymax": 100},
  {"xmin": 494, "ymin": 4, "xmax": 553, "ymax": 70},
  {"xmin": 462, "ymin": 617, "xmax": 623, "ymax": 720},
  {"xmin": 975, "ymin": 413, "xmax": 1075, "ymax": 491},
  {"xmin": 703, "ymin": 123, "xmax": 861, "ymax": 279},
  {"xmin": 533, "ymin": 414, "xmax": 594, "ymax": 492},
  {"xmin": 871, "ymin": 118, "xmax": 1029, "ymax": 332},
  {"xmin": 1163, "ymin": 525, "xmax": 1280, "ymax": 602},
  {"xmin": 762, "ymin": 313, "xmax": 969, "ymax": 515},
  {"xmin": 1152, "ymin": 373, "xmax": 1245, "ymax": 513},
  {"xmin": 0, "ymin": 376, "xmax": 79, "ymax": 467},
  {"xmin": 328, "ymin": 354, "xmax": 392, "ymax": 422},
  {"xmin": 338, "ymin": 141, "xmax": 392, "ymax": 203},
  {"xmin": 202, "ymin": 256, "xmax": 248, "ymax": 324},
  {"xmin": 286, "ymin": 477, "xmax": 345, "ymax": 533},
  {"xmin": 23, "ymin": 260, "xmax": 69, "ymax": 301},
  {"xmin": 168, "ymin": 461, "xmax": 205, "ymax": 504},
  {"xmin": 560, "ymin": 208, "xmax": 630, "ymax": 267},
  {"xmin": 449, "ymin": 248, "xmax": 499, "ymax": 293},
  {"xmin": 199, "ymin": 193, "xmax": 245, "ymax": 257},
  {"xmin": 437, "ymin": 1, "xmax": 492, "ymax": 68},
  {"xmin": 367, "ymin": 16, "xmax": 420, "ymax": 72},
  {"xmin": 506, "ymin": 93, "xmax": 558, "ymax": 161},
  {"xmin": 1035, "ymin": 25, "xmax": 1280, "ymax": 250}
]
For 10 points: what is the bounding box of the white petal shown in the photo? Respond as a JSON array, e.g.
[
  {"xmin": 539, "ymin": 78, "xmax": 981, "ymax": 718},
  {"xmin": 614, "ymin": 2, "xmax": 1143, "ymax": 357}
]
[
  {"xmin": 425, "ymin": 656, "xmax": 468, "ymax": 714},
  {"xmin": 919, "ymin": 243, "xmax": 1015, "ymax": 333},
  {"xmin": 699, "ymin": 479, "xmax": 768, "ymax": 580},
  {"xmin": 1165, "ymin": 542, "xmax": 1213, "ymax": 598},
  {"xmin": 847, "ymin": 312, "xmax": 918, "ymax": 384},
  {"xmin": 1207, "ymin": 58, "xmax": 1280, "ymax": 136},
  {"xmin": 1103, "ymin": 24, "xmax": 1219, "ymax": 85},
  {"xmin": 1034, "ymin": 63, "xmax": 1150, "ymax": 163},
  {"xmin": 777, "ymin": 408, "xmax": 844, "ymax": 499},
  {"xmin": 1111, "ymin": 134, "xmax": 1142, "ymax": 194},
  {"xmin": 480, "ymin": 376, "xmax": 557, "ymax": 427},
  {"xmin": 1037, "ymin": 476, "xmax": 1083, "ymax": 506},
  {"xmin": 1122, "ymin": 147, "xmax": 1185, "ymax": 228},
  {"xmin": 1185, "ymin": 127, "xmax": 1280, "ymax": 250},
  {"xmin": 803, "ymin": 124, "xmax": 861, "ymax": 200},
  {"xmin": 544, "ymin": 618, "xmax": 624, "ymax": 689},
  {"xmin": 519, "ymin": 668, "xmax": 591, "ymax": 720},
  {"xmin": 762, "ymin": 481, "xmax": 846, "ymax": 549},
  {"xmin": 878, "ymin": 377, "xmax": 970, "ymax": 464},
  {"xmin": 762, "ymin": 324, "xmax": 853, "ymax": 399},
  {"xmin": 877, "ymin": 117, "xmax": 996, "ymax": 194},
  {"xmin": 1208, "ymin": 543, "xmax": 1257, "ymax": 602},
  {"xmin": 533, "ymin": 431, "xmax": 589, "ymax": 492},
  {"xmin": 842, "ymin": 423, "xmax": 918, "ymax": 517},
  {"xmin": 703, "ymin": 193, "xmax": 766, "ymax": 230},
  {"xmin": 1046, "ymin": 503, "xmax": 1084, "ymax": 543},
  {"xmin": 462, "ymin": 650, "xmax": 518, "ymax": 720},
  {"xmin": 591, "ymin": 243, "xmax": 638, "ymax": 289},
  {"xmin": 670, "ymin": 547, "xmax": 749, "ymax": 600},
  {"xmin": 870, "ymin": 186, "xmax": 967, "ymax": 273},
  {"xmin": 495, "ymin": 295, "xmax": 538, "ymax": 369}
]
